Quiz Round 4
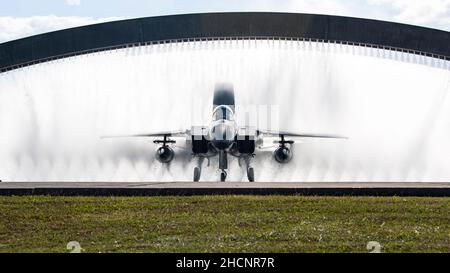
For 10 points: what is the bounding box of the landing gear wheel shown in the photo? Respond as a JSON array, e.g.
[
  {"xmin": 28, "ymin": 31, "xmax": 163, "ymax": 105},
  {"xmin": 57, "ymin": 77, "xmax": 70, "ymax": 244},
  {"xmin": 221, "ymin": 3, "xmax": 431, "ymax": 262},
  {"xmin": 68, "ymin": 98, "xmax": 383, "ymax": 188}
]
[
  {"xmin": 220, "ymin": 171, "xmax": 227, "ymax": 182},
  {"xmin": 247, "ymin": 167, "xmax": 255, "ymax": 182},
  {"xmin": 193, "ymin": 167, "xmax": 201, "ymax": 182}
]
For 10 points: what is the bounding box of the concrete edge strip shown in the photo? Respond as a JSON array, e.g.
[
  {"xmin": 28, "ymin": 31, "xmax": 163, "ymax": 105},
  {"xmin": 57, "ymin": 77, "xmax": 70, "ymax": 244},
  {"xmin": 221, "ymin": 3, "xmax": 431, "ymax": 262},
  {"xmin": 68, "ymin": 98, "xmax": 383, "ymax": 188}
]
[{"xmin": 0, "ymin": 187, "xmax": 449, "ymax": 197}]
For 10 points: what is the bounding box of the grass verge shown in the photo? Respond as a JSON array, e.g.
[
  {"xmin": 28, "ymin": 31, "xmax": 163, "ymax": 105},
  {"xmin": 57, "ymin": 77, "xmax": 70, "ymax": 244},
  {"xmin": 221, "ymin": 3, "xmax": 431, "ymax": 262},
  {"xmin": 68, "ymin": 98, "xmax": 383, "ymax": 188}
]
[{"xmin": 0, "ymin": 195, "xmax": 448, "ymax": 253}]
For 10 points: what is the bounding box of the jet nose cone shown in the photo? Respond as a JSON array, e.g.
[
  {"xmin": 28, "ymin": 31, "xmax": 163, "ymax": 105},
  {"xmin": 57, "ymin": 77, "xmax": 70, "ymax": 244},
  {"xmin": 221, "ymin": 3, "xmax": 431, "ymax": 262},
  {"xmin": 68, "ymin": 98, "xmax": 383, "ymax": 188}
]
[
  {"xmin": 210, "ymin": 122, "xmax": 236, "ymax": 150},
  {"xmin": 211, "ymin": 123, "xmax": 235, "ymax": 141}
]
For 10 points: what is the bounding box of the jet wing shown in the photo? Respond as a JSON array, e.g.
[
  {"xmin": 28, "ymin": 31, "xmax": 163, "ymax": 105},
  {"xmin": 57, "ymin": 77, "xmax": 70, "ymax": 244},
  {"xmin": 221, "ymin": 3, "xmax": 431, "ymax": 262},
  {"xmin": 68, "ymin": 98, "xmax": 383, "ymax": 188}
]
[
  {"xmin": 101, "ymin": 130, "xmax": 189, "ymax": 139},
  {"xmin": 257, "ymin": 130, "xmax": 347, "ymax": 139}
]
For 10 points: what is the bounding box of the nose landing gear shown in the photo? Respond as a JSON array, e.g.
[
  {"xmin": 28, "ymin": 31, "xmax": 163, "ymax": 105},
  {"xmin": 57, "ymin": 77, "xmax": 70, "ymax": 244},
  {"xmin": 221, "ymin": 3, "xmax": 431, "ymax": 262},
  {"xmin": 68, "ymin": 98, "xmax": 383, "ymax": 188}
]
[
  {"xmin": 219, "ymin": 150, "xmax": 228, "ymax": 182},
  {"xmin": 220, "ymin": 171, "xmax": 227, "ymax": 182}
]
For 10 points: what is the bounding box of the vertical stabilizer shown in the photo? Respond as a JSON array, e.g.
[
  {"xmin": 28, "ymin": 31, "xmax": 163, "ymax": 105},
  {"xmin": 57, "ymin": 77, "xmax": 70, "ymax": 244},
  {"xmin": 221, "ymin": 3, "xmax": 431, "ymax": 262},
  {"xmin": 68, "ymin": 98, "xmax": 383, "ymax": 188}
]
[{"xmin": 213, "ymin": 83, "xmax": 235, "ymax": 111}]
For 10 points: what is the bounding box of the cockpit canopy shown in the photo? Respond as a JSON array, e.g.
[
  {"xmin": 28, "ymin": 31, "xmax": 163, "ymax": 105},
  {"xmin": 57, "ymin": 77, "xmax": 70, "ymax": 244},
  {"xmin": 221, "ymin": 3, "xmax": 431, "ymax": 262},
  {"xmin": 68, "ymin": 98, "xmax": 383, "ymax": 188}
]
[{"xmin": 212, "ymin": 105, "xmax": 234, "ymax": 121}]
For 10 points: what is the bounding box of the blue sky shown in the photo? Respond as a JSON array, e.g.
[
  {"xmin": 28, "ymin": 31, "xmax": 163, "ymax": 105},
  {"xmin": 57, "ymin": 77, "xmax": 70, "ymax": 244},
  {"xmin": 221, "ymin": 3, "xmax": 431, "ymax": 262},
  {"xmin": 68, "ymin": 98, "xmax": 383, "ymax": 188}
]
[
  {"xmin": 0, "ymin": 0, "xmax": 449, "ymax": 43},
  {"xmin": 0, "ymin": 0, "xmax": 368, "ymax": 17},
  {"xmin": 0, "ymin": 0, "xmax": 196, "ymax": 17}
]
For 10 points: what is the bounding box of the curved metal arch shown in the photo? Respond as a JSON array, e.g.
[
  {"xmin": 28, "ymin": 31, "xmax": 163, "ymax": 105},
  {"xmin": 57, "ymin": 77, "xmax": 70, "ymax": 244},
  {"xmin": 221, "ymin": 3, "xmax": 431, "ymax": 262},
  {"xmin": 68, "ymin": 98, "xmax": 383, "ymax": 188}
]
[{"xmin": 1, "ymin": 12, "xmax": 450, "ymax": 73}]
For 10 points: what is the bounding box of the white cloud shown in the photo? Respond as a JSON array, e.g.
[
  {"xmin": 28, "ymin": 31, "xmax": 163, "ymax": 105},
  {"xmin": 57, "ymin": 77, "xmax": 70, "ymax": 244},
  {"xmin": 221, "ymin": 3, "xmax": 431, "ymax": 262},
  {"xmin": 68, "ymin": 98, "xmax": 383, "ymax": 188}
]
[
  {"xmin": 367, "ymin": 0, "xmax": 450, "ymax": 29},
  {"xmin": 262, "ymin": 0, "xmax": 450, "ymax": 30},
  {"xmin": 66, "ymin": 0, "xmax": 81, "ymax": 6},
  {"xmin": 232, "ymin": 0, "xmax": 356, "ymax": 17},
  {"xmin": 284, "ymin": 0, "xmax": 354, "ymax": 16},
  {"xmin": 227, "ymin": 0, "xmax": 448, "ymax": 29},
  {"xmin": 0, "ymin": 16, "xmax": 124, "ymax": 43},
  {"xmin": 283, "ymin": 0, "xmax": 450, "ymax": 29}
]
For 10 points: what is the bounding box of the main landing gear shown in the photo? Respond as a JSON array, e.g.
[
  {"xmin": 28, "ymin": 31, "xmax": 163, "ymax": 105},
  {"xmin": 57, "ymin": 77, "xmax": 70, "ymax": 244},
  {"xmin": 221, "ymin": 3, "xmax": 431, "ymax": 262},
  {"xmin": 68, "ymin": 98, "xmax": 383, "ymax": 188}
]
[
  {"xmin": 247, "ymin": 167, "xmax": 255, "ymax": 182},
  {"xmin": 193, "ymin": 156, "xmax": 209, "ymax": 182},
  {"xmin": 239, "ymin": 154, "xmax": 255, "ymax": 182},
  {"xmin": 193, "ymin": 167, "xmax": 201, "ymax": 182}
]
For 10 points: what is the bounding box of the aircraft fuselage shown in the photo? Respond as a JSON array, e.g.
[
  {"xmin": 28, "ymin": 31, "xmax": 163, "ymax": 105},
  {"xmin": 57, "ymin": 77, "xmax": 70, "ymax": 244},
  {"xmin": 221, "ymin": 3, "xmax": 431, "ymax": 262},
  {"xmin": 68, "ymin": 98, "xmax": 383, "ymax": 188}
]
[{"xmin": 209, "ymin": 105, "xmax": 237, "ymax": 151}]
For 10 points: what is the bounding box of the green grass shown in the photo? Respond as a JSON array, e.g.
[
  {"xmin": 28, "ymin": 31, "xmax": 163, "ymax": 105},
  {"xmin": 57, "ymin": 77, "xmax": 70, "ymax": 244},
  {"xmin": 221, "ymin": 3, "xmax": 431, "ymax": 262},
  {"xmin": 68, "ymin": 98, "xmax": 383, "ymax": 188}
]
[{"xmin": 0, "ymin": 195, "xmax": 448, "ymax": 253}]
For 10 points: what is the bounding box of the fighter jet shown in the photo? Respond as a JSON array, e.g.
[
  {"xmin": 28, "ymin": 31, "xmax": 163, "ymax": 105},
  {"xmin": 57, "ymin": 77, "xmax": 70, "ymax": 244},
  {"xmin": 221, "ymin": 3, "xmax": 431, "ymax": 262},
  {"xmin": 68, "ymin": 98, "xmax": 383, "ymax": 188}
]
[{"xmin": 103, "ymin": 84, "xmax": 346, "ymax": 182}]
